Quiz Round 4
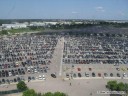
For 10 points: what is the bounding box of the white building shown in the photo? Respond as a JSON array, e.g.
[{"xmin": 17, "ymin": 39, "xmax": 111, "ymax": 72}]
[
  {"xmin": 2, "ymin": 23, "xmax": 27, "ymax": 30},
  {"xmin": 29, "ymin": 22, "xmax": 45, "ymax": 26},
  {"xmin": 29, "ymin": 21, "xmax": 58, "ymax": 26},
  {"xmin": 45, "ymin": 22, "xmax": 58, "ymax": 25}
]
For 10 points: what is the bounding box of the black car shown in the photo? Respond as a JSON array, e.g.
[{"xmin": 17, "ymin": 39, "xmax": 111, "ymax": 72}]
[
  {"xmin": 2, "ymin": 79, "xmax": 5, "ymax": 83},
  {"xmin": 14, "ymin": 78, "xmax": 17, "ymax": 82},
  {"xmin": 31, "ymin": 77, "xmax": 35, "ymax": 80},
  {"xmin": 51, "ymin": 73, "xmax": 56, "ymax": 78},
  {"xmin": 2, "ymin": 72, "xmax": 5, "ymax": 77},
  {"xmin": 110, "ymin": 73, "xmax": 113, "ymax": 77},
  {"xmin": 66, "ymin": 73, "xmax": 69, "ymax": 78},
  {"xmin": 44, "ymin": 69, "xmax": 47, "ymax": 73},
  {"xmin": 0, "ymin": 71, "xmax": 2, "ymax": 77},
  {"xmin": 78, "ymin": 73, "xmax": 82, "ymax": 77},
  {"xmin": 117, "ymin": 73, "xmax": 120, "ymax": 77},
  {"xmin": 17, "ymin": 77, "xmax": 21, "ymax": 82},
  {"xmin": 5, "ymin": 70, "xmax": 9, "ymax": 77},
  {"xmin": 6, "ymin": 79, "xmax": 10, "ymax": 83},
  {"xmin": 28, "ymin": 76, "xmax": 31, "ymax": 80},
  {"xmin": 18, "ymin": 69, "xmax": 22, "ymax": 75},
  {"xmin": 22, "ymin": 71, "xmax": 25, "ymax": 74},
  {"xmin": 92, "ymin": 72, "xmax": 95, "ymax": 77}
]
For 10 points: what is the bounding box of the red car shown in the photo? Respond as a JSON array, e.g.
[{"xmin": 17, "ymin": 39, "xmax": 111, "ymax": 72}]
[
  {"xmin": 98, "ymin": 73, "xmax": 101, "ymax": 77},
  {"xmin": 77, "ymin": 68, "xmax": 81, "ymax": 71},
  {"xmin": 89, "ymin": 68, "xmax": 92, "ymax": 71}
]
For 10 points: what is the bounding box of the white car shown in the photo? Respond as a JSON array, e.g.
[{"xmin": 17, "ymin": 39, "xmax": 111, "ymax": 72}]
[
  {"xmin": 123, "ymin": 73, "xmax": 127, "ymax": 77},
  {"xmin": 36, "ymin": 77, "xmax": 38, "ymax": 80},
  {"xmin": 9, "ymin": 72, "xmax": 12, "ymax": 76},
  {"xmin": 42, "ymin": 75, "xmax": 46, "ymax": 80},
  {"xmin": 42, "ymin": 75, "xmax": 45, "ymax": 78},
  {"xmin": 38, "ymin": 75, "xmax": 43, "ymax": 80},
  {"xmin": 34, "ymin": 69, "xmax": 37, "ymax": 73},
  {"xmin": 43, "ymin": 77, "xmax": 46, "ymax": 80}
]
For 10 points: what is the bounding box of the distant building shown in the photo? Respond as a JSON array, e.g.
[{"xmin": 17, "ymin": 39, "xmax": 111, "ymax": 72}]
[
  {"xmin": 44, "ymin": 22, "xmax": 58, "ymax": 25},
  {"xmin": 29, "ymin": 22, "xmax": 45, "ymax": 26},
  {"xmin": 29, "ymin": 21, "xmax": 58, "ymax": 27},
  {"xmin": 2, "ymin": 23, "xmax": 27, "ymax": 30},
  {"xmin": 61, "ymin": 21, "xmax": 71, "ymax": 25}
]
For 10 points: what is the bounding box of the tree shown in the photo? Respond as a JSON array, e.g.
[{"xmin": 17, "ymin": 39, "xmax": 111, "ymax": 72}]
[
  {"xmin": 23, "ymin": 89, "xmax": 36, "ymax": 96},
  {"xmin": 106, "ymin": 81, "xmax": 128, "ymax": 95},
  {"xmin": 42, "ymin": 92, "xmax": 68, "ymax": 96},
  {"xmin": 53, "ymin": 92, "xmax": 67, "ymax": 96},
  {"xmin": 124, "ymin": 83, "xmax": 128, "ymax": 94},
  {"xmin": 42, "ymin": 92, "xmax": 53, "ymax": 96},
  {"xmin": 17, "ymin": 81, "xmax": 28, "ymax": 91},
  {"xmin": 0, "ymin": 30, "xmax": 8, "ymax": 35},
  {"xmin": 106, "ymin": 80, "xmax": 118, "ymax": 91},
  {"xmin": 36, "ymin": 92, "xmax": 42, "ymax": 96},
  {"xmin": 117, "ymin": 82, "xmax": 125, "ymax": 91}
]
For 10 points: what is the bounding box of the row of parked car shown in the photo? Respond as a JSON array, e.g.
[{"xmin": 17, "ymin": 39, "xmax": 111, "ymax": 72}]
[
  {"xmin": 0, "ymin": 74, "xmax": 46, "ymax": 85},
  {"xmin": 27, "ymin": 66, "xmax": 49, "ymax": 74},
  {"xmin": 0, "ymin": 68, "xmax": 25, "ymax": 78},
  {"xmin": 63, "ymin": 35, "xmax": 128, "ymax": 65},
  {"xmin": 0, "ymin": 76, "xmax": 25, "ymax": 84},
  {"xmin": 66, "ymin": 72, "xmax": 128, "ymax": 78},
  {"xmin": 0, "ymin": 60, "xmax": 50, "ymax": 70},
  {"xmin": 0, "ymin": 34, "xmax": 59, "ymax": 84}
]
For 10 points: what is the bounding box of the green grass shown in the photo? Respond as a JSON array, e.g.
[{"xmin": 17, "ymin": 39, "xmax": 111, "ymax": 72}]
[
  {"xmin": 8, "ymin": 28, "xmax": 32, "ymax": 33},
  {"xmin": 0, "ymin": 27, "xmax": 45, "ymax": 35}
]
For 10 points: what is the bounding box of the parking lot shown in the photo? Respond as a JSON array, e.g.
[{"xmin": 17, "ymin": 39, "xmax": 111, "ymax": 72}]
[{"xmin": 0, "ymin": 32, "xmax": 128, "ymax": 91}]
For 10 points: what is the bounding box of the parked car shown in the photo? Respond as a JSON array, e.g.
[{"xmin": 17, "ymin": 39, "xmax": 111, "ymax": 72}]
[
  {"xmin": 73, "ymin": 73, "xmax": 77, "ymax": 78},
  {"xmin": 78, "ymin": 73, "xmax": 82, "ymax": 77},
  {"xmin": 77, "ymin": 68, "xmax": 81, "ymax": 71},
  {"xmin": 86, "ymin": 74, "xmax": 89, "ymax": 77},
  {"xmin": 117, "ymin": 73, "xmax": 120, "ymax": 77},
  {"xmin": 116, "ymin": 68, "xmax": 120, "ymax": 71},
  {"xmin": 66, "ymin": 73, "xmax": 69, "ymax": 78},
  {"xmin": 98, "ymin": 73, "xmax": 101, "ymax": 77},
  {"xmin": 89, "ymin": 68, "xmax": 92, "ymax": 71},
  {"xmin": 104, "ymin": 73, "xmax": 108, "ymax": 77},
  {"xmin": 28, "ymin": 76, "xmax": 31, "ymax": 80},
  {"xmin": 92, "ymin": 72, "xmax": 95, "ymax": 77},
  {"xmin": 38, "ymin": 75, "xmax": 43, "ymax": 80},
  {"xmin": 110, "ymin": 73, "xmax": 113, "ymax": 77},
  {"xmin": 51, "ymin": 73, "xmax": 56, "ymax": 78}
]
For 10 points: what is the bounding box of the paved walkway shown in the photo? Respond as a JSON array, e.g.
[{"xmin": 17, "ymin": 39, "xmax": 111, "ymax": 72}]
[{"xmin": 49, "ymin": 37, "xmax": 64, "ymax": 77}]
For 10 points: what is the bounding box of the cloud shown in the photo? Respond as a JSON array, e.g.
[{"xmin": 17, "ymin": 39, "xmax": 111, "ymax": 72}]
[
  {"xmin": 95, "ymin": 6, "xmax": 105, "ymax": 12},
  {"xmin": 71, "ymin": 11, "xmax": 78, "ymax": 14}
]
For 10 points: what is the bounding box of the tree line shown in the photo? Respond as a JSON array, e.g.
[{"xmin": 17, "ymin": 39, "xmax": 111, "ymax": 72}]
[{"xmin": 17, "ymin": 81, "xmax": 68, "ymax": 96}]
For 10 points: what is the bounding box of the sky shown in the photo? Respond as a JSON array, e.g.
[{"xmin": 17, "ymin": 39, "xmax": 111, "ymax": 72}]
[{"xmin": 0, "ymin": 0, "xmax": 128, "ymax": 20}]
